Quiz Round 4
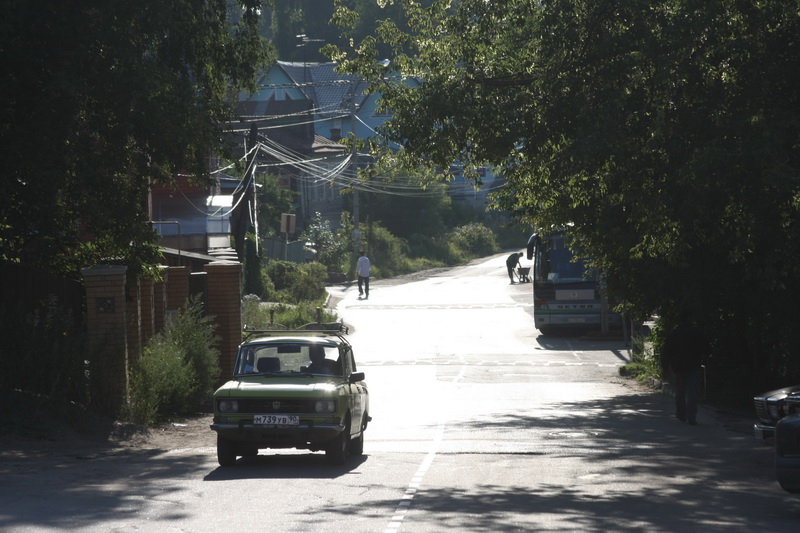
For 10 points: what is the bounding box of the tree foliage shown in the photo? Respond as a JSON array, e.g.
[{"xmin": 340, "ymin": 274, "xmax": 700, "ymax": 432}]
[
  {"xmin": 330, "ymin": 1, "xmax": 800, "ymax": 389},
  {"xmin": 302, "ymin": 212, "xmax": 353, "ymax": 273},
  {"xmin": 266, "ymin": 0, "xmax": 435, "ymax": 61},
  {"xmin": 1, "ymin": 0, "xmax": 274, "ymax": 276},
  {"xmin": 256, "ymin": 172, "xmax": 296, "ymax": 238}
]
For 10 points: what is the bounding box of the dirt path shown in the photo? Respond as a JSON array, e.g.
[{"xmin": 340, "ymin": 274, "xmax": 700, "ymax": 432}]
[{"xmin": 0, "ymin": 402, "xmax": 215, "ymax": 460}]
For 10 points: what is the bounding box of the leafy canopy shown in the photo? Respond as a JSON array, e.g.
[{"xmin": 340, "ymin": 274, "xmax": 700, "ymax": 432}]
[
  {"xmin": 1, "ymin": 0, "xmax": 274, "ymax": 276},
  {"xmin": 329, "ymin": 1, "xmax": 800, "ymax": 387}
]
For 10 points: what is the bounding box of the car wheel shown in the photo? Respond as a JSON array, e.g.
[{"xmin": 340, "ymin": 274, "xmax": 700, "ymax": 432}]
[
  {"xmin": 217, "ymin": 434, "xmax": 238, "ymax": 467},
  {"xmin": 351, "ymin": 413, "xmax": 367, "ymax": 456},
  {"xmin": 350, "ymin": 432, "xmax": 364, "ymax": 456},
  {"xmin": 326, "ymin": 417, "xmax": 351, "ymax": 465}
]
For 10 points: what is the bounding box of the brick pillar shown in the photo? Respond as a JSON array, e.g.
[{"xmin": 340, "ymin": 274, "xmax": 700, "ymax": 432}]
[
  {"xmin": 165, "ymin": 265, "xmax": 189, "ymax": 314},
  {"xmin": 153, "ymin": 268, "xmax": 167, "ymax": 334},
  {"xmin": 126, "ymin": 276, "xmax": 142, "ymax": 367},
  {"xmin": 140, "ymin": 277, "xmax": 155, "ymax": 345},
  {"xmin": 81, "ymin": 265, "xmax": 128, "ymax": 415},
  {"xmin": 205, "ymin": 261, "xmax": 242, "ymax": 382}
]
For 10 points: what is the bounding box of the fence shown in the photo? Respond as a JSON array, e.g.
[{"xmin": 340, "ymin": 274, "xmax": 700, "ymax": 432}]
[
  {"xmin": 0, "ymin": 262, "xmax": 84, "ymax": 329},
  {"xmin": 1, "ymin": 259, "xmax": 242, "ymax": 416},
  {"xmin": 262, "ymin": 237, "xmax": 309, "ymax": 263}
]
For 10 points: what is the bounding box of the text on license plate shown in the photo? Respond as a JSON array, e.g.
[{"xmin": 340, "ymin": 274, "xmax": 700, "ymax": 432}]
[{"xmin": 254, "ymin": 414, "xmax": 300, "ymax": 425}]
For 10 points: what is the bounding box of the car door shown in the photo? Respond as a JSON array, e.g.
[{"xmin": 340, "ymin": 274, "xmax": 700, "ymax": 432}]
[{"xmin": 343, "ymin": 347, "xmax": 366, "ymax": 431}]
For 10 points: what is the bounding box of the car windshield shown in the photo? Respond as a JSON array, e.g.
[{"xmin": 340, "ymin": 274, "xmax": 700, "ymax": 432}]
[{"xmin": 234, "ymin": 341, "xmax": 341, "ymax": 376}]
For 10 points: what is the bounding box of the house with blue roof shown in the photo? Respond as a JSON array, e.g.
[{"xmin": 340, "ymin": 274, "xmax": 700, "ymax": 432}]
[{"xmin": 231, "ymin": 61, "xmax": 502, "ymax": 238}]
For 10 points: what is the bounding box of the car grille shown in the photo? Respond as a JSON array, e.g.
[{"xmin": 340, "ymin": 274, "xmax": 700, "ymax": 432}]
[
  {"xmin": 233, "ymin": 398, "xmax": 315, "ymax": 414},
  {"xmin": 754, "ymin": 398, "xmax": 772, "ymax": 424}
]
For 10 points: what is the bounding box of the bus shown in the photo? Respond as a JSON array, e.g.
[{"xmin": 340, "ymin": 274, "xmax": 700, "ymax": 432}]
[{"xmin": 525, "ymin": 231, "xmax": 622, "ymax": 335}]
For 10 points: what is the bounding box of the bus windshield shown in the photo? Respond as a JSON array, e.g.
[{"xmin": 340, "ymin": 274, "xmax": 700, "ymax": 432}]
[{"xmin": 536, "ymin": 235, "xmax": 597, "ymax": 284}]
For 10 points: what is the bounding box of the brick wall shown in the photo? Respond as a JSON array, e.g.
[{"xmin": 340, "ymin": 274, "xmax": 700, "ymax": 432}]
[
  {"xmin": 126, "ymin": 276, "xmax": 142, "ymax": 367},
  {"xmin": 81, "ymin": 265, "xmax": 129, "ymax": 415},
  {"xmin": 205, "ymin": 261, "xmax": 242, "ymax": 382},
  {"xmin": 140, "ymin": 278, "xmax": 155, "ymax": 343},
  {"xmin": 165, "ymin": 265, "xmax": 189, "ymax": 313},
  {"xmin": 80, "ymin": 260, "xmax": 242, "ymax": 415}
]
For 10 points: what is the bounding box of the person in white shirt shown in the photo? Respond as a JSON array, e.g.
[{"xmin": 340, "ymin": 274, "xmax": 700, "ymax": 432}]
[{"xmin": 356, "ymin": 250, "xmax": 371, "ymax": 299}]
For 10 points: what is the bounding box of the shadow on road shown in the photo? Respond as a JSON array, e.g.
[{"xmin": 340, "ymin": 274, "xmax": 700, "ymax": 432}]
[{"xmin": 203, "ymin": 453, "xmax": 369, "ymax": 481}]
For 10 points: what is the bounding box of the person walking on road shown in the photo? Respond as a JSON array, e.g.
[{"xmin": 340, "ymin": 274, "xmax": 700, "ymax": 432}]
[
  {"xmin": 506, "ymin": 252, "xmax": 523, "ymax": 284},
  {"xmin": 661, "ymin": 311, "xmax": 710, "ymax": 425},
  {"xmin": 357, "ymin": 250, "xmax": 371, "ymax": 299}
]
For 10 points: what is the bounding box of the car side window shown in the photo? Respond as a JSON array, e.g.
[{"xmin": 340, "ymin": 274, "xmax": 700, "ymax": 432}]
[{"xmin": 342, "ymin": 348, "xmax": 355, "ymax": 374}]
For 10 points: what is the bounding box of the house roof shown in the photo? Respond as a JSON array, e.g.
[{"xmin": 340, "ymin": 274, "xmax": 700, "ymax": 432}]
[{"xmin": 278, "ymin": 61, "xmax": 371, "ymax": 116}]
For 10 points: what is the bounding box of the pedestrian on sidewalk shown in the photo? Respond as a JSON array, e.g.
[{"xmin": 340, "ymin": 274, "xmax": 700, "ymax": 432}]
[
  {"xmin": 357, "ymin": 250, "xmax": 371, "ymax": 299},
  {"xmin": 506, "ymin": 252, "xmax": 523, "ymax": 284},
  {"xmin": 660, "ymin": 311, "xmax": 710, "ymax": 425}
]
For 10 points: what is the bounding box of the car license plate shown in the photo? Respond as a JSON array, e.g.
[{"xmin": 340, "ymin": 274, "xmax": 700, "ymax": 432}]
[
  {"xmin": 567, "ymin": 318, "xmax": 586, "ymax": 323},
  {"xmin": 254, "ymin": 414, "xmax": 299, "ymax": 425}
]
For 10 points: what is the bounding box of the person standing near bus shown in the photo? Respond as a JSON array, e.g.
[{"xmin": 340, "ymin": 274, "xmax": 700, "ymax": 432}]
[
  {"xmin": 661, "ymin": 312, "xmax": 710, "ymax": 425},
  {"xmin": 506, "ymin": 252, "xmax": 523, "ymax": 284},
  {"xmin": 357, "ymin": 250, "xmax": 371, "ymax": 299}
]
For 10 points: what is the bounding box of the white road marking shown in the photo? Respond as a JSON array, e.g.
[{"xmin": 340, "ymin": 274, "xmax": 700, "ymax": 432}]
[{"xmin": 384, "ymin": 366, "xmax": 466, "ymax": 533}]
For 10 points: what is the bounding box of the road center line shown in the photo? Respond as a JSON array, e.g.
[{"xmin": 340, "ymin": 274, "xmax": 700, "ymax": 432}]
[{"xmin": 384, "ymin": 366, "xmax": 466, "ymax": 533}]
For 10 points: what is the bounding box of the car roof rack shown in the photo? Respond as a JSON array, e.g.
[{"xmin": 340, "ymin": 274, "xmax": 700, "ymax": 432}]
[{"xmin": 242, "ymin": 321, "xmax": 349, "ymax": 341}]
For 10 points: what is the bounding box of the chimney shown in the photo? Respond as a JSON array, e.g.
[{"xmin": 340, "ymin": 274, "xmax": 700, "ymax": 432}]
[{"xmin": 330, "ymin": 128, "xmax": 341, "ymax": 142}]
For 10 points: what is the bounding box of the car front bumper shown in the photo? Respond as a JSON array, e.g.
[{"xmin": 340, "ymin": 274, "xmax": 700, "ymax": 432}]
[
  {"xmin": 754, "ymin": 423, "xmax": 776, "ymax": 440},
  {"xmin": 210, "ymin": 421, "xmax": 345, "ymax": 449}
]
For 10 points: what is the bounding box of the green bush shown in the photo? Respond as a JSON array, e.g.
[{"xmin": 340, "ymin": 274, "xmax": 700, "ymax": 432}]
[
  {"xmin": 302, "ymin": 212, "xmax": 353, "ymax": 273},
  {"xmin": 241, "ymin": 297, "xmax": 338, "ymax": 331},
  {"xmin": 448, "ymin": 222, "xmax": 499, "ymax": 258},
  {"xmin": 266, "ymin": 259, "xmax": 298, "ymax": 292},
  {"xmin": 408, "ymin": 233, "xmax": 458, "ymax": 265},
  {"xmin": 265, "ymin": 260, "xmax": 328, "ymax": 303},
  {"xmin": 359, "ymin": 221, "xmax": 501, "ymax": 278},
  {"xmin": 164, "ymin": 296, "xmax": 220, "ymax": 407},
  {"xmin": 127, "ymin": 334, "xmax": 195, "ymax": 426},
  {"xmin": 127, "ymin": 296, "xmax": 219, "ymax": 425},
  {"xmin": 362, "ymin": 223, "xmax": 413, "ymax": 278},
  {"xmin": 242, "ymin": 294, "xmax": 266, "ymax": 329},
  {"xmin": 618, "ymin": 330, "xmax": 662, "ymax": 385},
  {"xmin": 292, "ymin": 262, "xmax": 328, "ymax": 301}
]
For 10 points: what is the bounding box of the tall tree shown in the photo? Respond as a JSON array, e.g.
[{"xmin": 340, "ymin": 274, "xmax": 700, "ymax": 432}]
[
  {"xmin": 0, "ymin": 0, "xmax": 274, "ymax": 276},
  {"xmin": 329, "ymin": 0, "xmax": 800, "ymax": 388}
]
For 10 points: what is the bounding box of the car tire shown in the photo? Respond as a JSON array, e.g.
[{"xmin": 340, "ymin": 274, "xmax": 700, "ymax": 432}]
[
  {"xmin": 351, "ymin": 413, "xmax": 367, "ymax": 456},
  {"xmin": 326, "ymin": 417, "xmax": 351, "ymax": 465},
  {"xmin": 350, "ymin": 432, "xmax": 364, "ymax": 456},
  {"xmin": 217, "ymin": 435, "xmax": 238, "ymax": 467}
]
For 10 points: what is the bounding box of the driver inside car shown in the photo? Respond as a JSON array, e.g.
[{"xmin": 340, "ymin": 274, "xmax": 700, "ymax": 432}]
[{"xmin": 306, "ymin": 345, "xmax": 337, "ymax": 375}]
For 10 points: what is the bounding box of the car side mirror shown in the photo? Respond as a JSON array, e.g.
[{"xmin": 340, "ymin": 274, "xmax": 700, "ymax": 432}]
[{"xmin": 349, "ymin": 372, "xmax": 365, "ymax": 383}]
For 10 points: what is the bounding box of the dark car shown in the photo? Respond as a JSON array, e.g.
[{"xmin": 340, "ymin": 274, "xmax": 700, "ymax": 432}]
[
  {"xmin": 210, "ymin": 325, "xmax": 370, "ymax": 466},
  {"xmin": 753, "ymin": 385, "xmax": 800, "ymax": 439},
  {"xmin": 776, "ymin": 391, "xmax": 800, "ymax": 493}
]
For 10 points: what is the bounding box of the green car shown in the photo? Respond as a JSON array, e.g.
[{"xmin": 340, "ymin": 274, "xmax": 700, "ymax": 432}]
[{"xmin": 210, "ymin": 326, "xmax": 370, "ymax": 466}]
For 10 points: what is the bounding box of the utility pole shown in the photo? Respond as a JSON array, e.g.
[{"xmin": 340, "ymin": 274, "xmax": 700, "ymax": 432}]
[
  {"xmin": 232, "ymin": 123, "xmax": 258, "ymax": 262},
  {"xmin": 349, "ymin": 86, "xmax": 360, "ymax": 256}
]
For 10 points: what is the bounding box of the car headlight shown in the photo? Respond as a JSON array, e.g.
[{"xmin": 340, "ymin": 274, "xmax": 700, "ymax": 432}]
[
  {"xmin": 315, "ymin": 400, "xmax": 336, "ymax": 413},
  {"xmin": 218, "ymin": 400, "xmax": 239, "ymax": 413},
  {"xmin": 769, "ymin": 404, "xmax": 781, "ymax": 420}
]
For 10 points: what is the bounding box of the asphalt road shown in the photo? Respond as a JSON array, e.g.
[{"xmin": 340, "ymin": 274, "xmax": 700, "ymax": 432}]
[{"xmin": 1, "ymin": 253, "xmax": 798, "ymax": 532}]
